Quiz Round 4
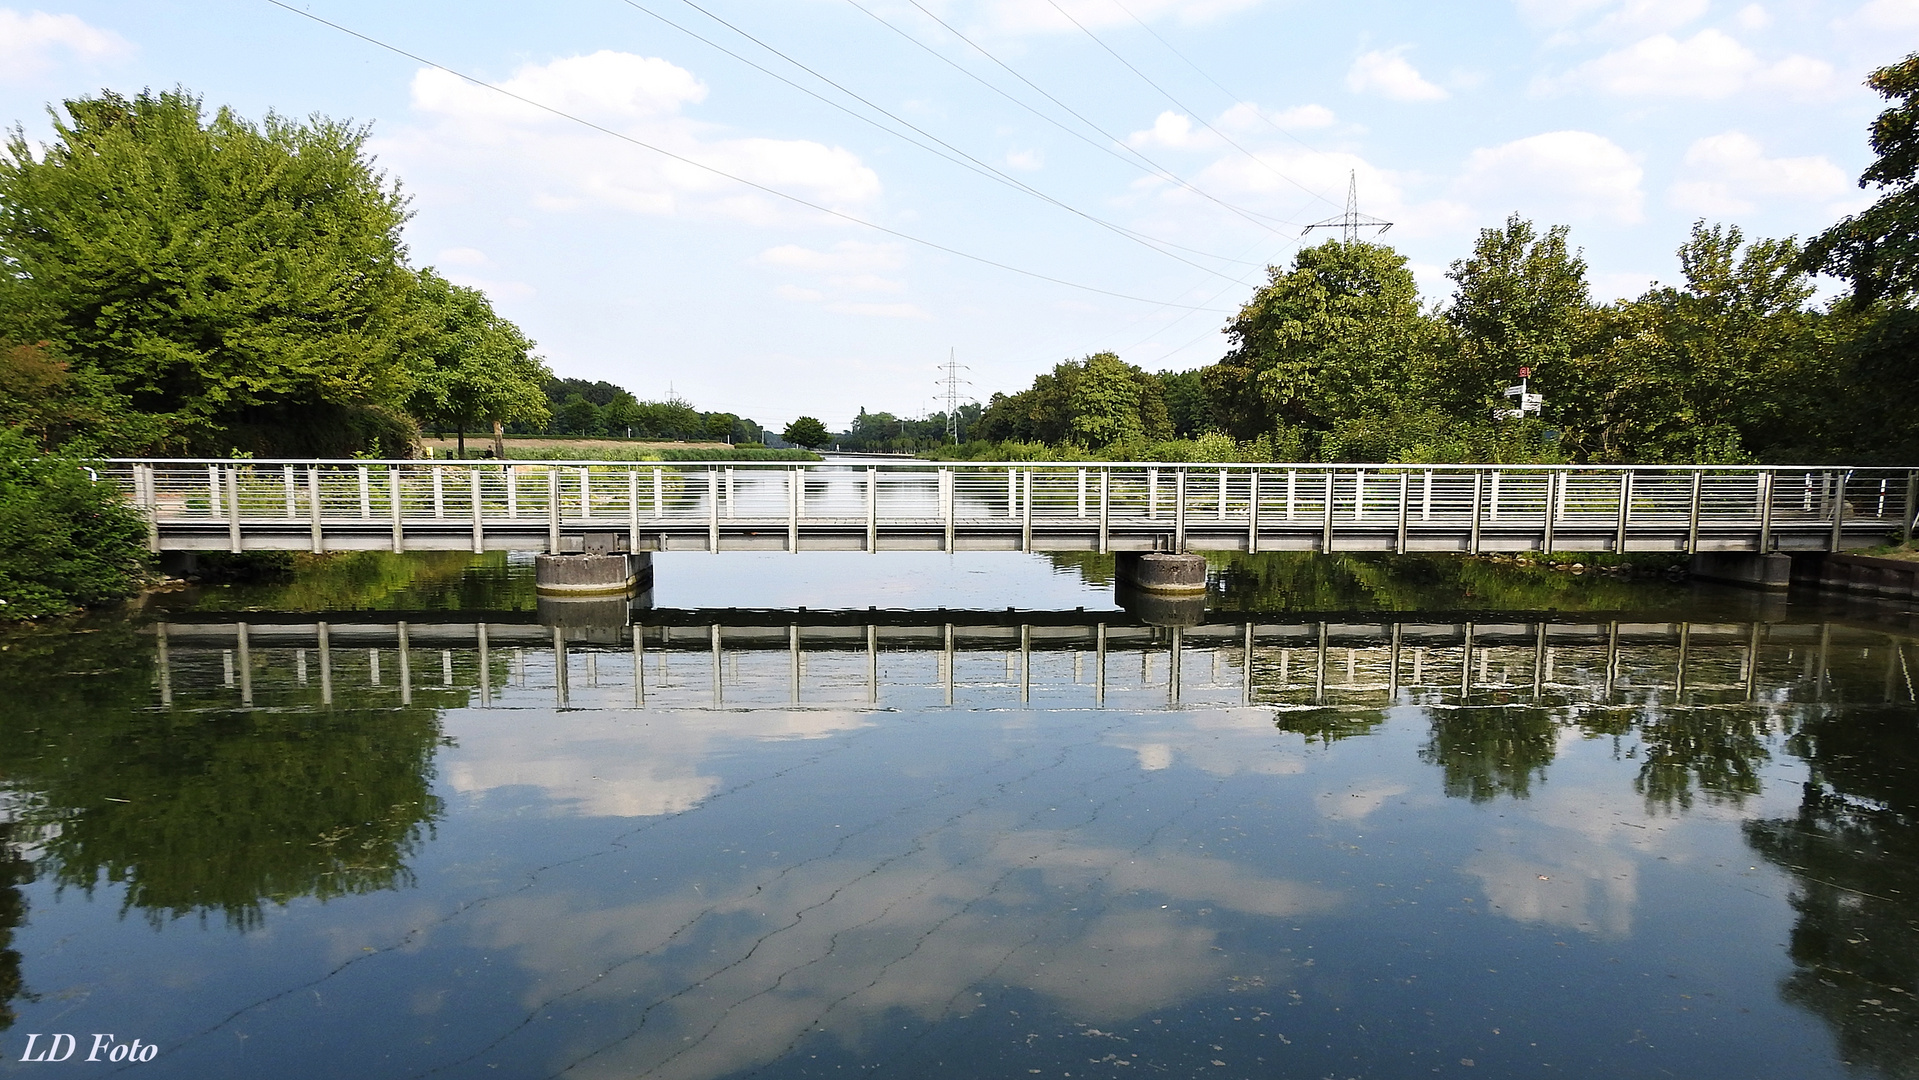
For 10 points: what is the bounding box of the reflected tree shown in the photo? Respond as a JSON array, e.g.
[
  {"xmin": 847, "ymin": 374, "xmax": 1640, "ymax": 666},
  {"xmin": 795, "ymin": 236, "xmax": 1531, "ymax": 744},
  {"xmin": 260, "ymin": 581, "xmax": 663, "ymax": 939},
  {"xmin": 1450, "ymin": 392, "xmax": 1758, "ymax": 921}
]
[
  {"xmin": 1632, "ymin": 709, "xmax": 1772, "ymax": 813},
  {"xmin": 1745, "ymin": 704, "xmax": 1919, "ymax": 1078},
  {"xmin": 1420, "ymin": 707, "xmax": 1559, "ymax": 802},
  {"xmin": 0, "ymin": 621, "xmax": 449, "ymax": 929},
  {"xmin": 0, "ymin": 823, "xmax": 29, "ymax": 1032}
]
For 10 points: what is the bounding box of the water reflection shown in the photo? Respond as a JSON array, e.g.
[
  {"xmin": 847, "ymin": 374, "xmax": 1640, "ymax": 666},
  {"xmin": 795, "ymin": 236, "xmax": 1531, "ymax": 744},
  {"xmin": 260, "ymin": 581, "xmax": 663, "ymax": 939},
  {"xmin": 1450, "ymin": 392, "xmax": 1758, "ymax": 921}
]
[{"xmin": 1, "ymin": 582, "xmax": 1916, "ymax": 1077}]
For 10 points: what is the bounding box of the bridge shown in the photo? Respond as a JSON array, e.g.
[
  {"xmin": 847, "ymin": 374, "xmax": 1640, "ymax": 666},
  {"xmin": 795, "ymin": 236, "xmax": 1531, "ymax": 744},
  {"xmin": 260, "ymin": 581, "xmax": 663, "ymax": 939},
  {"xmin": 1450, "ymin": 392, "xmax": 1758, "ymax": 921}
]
[{"xmin": 110, "ymin": 459, "xmax": 1915, "ymax": 557}]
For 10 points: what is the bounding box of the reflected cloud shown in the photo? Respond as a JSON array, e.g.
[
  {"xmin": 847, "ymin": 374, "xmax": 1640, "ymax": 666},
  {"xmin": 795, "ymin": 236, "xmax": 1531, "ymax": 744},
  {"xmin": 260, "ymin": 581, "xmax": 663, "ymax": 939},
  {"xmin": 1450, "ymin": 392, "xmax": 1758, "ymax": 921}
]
[
  {"xmin": 446, "ymin": 709, "xmax": 873, "ymax": 818},
  {"xmin": 459, "ymin": 816, "xmax": 1336, "ymax": 1080},
  {"xmin": 1463, "ymin": 842, "xmax": 1638, "ymax": 937}
]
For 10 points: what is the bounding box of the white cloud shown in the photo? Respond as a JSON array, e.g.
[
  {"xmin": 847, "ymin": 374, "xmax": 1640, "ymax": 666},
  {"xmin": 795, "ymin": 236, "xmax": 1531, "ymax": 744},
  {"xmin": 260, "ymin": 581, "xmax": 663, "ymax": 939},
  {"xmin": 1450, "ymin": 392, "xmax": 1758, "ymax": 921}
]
[
  {"xmin": 1837, "ymin": 0, "xmax": 1919, "ymax": 31},
  {"xmin": 1735, "ymin": 4, "xmax": 1773, "ymax": 30},
  {"xmin": 1456, "ymin": 130, "xmax": 1645, "ymax": 223},
  {"xmin": 394, "ymin": 52, "xmax": 881, "ymax": 226},
  {"xmin": 825, "ymin": 301, "xmax": 932, "ymax": 319},
  {"xmin": 974, "ymin": 0, "xmax": 1265, "ymax": 35},
  {"xmin": 1128, "ymin": 110, "xmax": 1200, "ymax": 149},
  {"xmin": 1216, "ymin": 101, "xmax": 1337, "ymax": 131},
  {"xmin": 435, "ymin": 247, "xmax": 492, "ymax": 268},
  {"xmin": 752, "ymin": 241, "xmax": 906, "ymax": 274},
  {"xmin": 774, "ymin": 284, "xmax": 825, "ymax": 303},
  {"xmin": 0, "ymin": 8, "xmax": 130, "ymax": 78},
  {"xmin": 1346, "ymin": 47, "xmax": 1450, "ymax": 101},
  {"xmin": 1668, "ymin": 131, "xmax": 1851, "ymax": 214},
  {"xmin": 1516, "ymin": 0, "xmax": 1708, "ymax": 39},
  {"xmin": 1550, "ymin": 30, "xmax": 1835, "ymax": 98},
  {"xmin": 1004, "ymin": 148, "xmax": 1043, "ymax": 171}
]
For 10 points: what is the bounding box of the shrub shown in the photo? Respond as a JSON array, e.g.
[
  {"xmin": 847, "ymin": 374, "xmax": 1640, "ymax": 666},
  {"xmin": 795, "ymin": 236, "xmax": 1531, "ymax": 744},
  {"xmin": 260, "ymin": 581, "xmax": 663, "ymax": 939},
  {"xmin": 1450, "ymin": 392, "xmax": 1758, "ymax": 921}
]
[{"xmin": 0, "ymin": 429, "xmax": 149, "ymax": 618}]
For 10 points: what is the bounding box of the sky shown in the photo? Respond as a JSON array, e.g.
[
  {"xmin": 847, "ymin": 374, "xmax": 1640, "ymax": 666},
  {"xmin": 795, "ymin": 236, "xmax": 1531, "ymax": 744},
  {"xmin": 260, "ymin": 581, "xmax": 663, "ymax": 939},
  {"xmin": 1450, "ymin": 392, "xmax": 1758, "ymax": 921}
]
[{"xmin": 1, "ymin": 0, "xmax": 1913, "ymax": 431}]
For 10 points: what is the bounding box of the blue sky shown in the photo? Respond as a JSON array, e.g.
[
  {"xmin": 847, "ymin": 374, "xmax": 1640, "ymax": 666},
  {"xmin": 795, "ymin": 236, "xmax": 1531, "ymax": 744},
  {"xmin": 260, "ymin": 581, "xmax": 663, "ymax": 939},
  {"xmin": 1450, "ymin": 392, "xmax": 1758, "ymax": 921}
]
[{"xmin": 2, "ymin": 0, "xmax": 1911, "ymax": 430}]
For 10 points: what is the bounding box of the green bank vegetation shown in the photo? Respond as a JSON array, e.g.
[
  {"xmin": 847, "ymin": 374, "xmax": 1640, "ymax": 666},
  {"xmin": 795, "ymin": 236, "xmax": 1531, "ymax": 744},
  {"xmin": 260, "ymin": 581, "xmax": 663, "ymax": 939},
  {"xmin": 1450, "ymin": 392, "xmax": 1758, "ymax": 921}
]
[{"xmin": 900, "ymin": 55, "xmax": 1919, "ymax": 468}]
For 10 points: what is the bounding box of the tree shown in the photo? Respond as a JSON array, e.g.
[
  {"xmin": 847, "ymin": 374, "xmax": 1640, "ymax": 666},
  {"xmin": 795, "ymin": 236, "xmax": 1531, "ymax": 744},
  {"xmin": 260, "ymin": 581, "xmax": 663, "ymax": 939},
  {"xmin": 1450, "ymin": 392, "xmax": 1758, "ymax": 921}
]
[
  {"xmin": 1207, "ymin": 240, "xmax": 1442, "ymax": 450},
  {"xmin": 601, "ymin": 393, "xmax": 642, "ymax": 438},
  {"xmin": 1804, "ymin": 52, "xmax": 1919, "ymax": 304},
  {"xmin": 1443, "ymin": 215, "xmax": 1593, "ymax": 418},
  {"xmin": 975, "ymin": 354, "xmax": 1171, "ymax": 448},
  {"xmin": 0, "ymin": 429, "xmax": 149, "ymax": 618},
  {"xmin": 0, "ymin": 89, "xmax": 420, "ymax": 456},
  {"xmin": 404, "ymin": 272, "xmax": 550, "ymax": 457},
  {"xmin": 783, "ymin": 416, "xmax": 830, "ymax": 449},
  {"xmin": 559, "ymin": 394, "xmax": 600, "ymax": 436}
]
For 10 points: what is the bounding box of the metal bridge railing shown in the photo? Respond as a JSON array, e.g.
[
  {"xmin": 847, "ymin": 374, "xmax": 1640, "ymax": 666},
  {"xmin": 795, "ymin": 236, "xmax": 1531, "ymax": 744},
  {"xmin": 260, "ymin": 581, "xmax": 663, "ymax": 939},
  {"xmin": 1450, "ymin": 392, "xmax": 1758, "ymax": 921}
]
[{"xmin": 104, "ymin": 459, "xmax": 1919, "ymax": 555}]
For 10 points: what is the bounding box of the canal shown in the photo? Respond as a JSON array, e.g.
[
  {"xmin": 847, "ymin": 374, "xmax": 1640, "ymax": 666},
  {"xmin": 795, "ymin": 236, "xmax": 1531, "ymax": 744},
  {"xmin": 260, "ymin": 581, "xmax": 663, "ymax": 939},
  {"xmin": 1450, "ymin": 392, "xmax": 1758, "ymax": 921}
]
[{"xmin": 0, "ymin": 550, "xmax": 1913, "ymax": 1078}]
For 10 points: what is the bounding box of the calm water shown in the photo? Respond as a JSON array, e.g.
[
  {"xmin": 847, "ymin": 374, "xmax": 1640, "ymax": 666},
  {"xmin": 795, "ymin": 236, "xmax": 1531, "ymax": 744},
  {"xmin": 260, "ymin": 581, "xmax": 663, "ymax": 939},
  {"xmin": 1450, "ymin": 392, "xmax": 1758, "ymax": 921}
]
[{"xmin": 1, "ymin": 551, "xmax": 1915, "ymax": 1079}]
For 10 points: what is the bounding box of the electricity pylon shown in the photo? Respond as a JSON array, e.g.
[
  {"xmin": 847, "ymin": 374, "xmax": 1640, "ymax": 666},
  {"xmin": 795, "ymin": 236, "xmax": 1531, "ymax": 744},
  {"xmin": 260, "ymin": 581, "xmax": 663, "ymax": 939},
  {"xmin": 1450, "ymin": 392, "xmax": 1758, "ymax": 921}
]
[{"xmin": 1300, "ymin": 171, "xmax": 1393, "ymax": 244}]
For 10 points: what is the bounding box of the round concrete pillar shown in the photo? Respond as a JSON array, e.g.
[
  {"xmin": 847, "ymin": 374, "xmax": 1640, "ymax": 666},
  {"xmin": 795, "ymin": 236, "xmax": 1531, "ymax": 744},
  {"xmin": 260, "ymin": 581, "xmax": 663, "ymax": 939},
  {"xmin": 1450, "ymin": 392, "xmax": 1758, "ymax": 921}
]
[
  {"xmin": 1116, "ymin": 552, "xmax": 1208, "ymax": 595},
  {"xmin": 535, "ymin": 552, "xmax": 644, "ymax": 596}
]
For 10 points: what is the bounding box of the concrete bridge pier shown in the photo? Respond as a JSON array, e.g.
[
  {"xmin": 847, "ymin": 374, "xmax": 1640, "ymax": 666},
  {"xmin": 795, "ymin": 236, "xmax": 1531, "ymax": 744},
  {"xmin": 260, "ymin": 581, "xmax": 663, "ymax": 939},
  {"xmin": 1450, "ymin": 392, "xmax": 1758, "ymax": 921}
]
[
  {"xmin": 1116, "ymin": 552, "xmax": 1208, "ymax": 627},
  {"xmin": 534, "ymin": 551, "xmax": 651, "ymax": 596},
  {"xmin": 1689, "ymin": 552, "xmax": 1791, "ymax": 590}
]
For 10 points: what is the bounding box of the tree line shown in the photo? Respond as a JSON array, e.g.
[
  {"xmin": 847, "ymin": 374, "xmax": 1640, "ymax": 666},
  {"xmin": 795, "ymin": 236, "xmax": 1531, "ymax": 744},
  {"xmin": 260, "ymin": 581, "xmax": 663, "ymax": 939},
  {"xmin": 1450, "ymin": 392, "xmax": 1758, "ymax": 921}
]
[
  {"xmin": 513, "ymin": 377, "xmax": 768, "ymax": 445},
  {"xmin": 947, "ymin": 55, "xmax": 1919, "ymax": 467}
]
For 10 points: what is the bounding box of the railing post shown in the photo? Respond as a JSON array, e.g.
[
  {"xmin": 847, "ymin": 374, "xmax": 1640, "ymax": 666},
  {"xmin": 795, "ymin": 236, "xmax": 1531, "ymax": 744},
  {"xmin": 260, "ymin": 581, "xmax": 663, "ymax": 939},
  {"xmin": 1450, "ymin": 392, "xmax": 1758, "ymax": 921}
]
[
  {"xmin": 1686, "ymin": 469, "xmax": 1703, "ymax": 555},
  {"xmin": 942, "ymin": 468, "xmax": 955, "ymax": 552},
  {"xmin": 227, "ymin": 466, "xmax": 242, "ymax": 553},
  {"xmin": 1098, "ymin": 468, "xmax": 1110, "ymax": 555},
  {"xmin": 1285, "ymin": 469, "xmax": 1296, "ymax": 521},
  {"xmin": 138, "ymin": 464, "xmax": 159, "ymax": 552},
  {"xmin": 1469, "ymin": 470, "xmax": 1484, "ymax": 555},
  {"xmin": 1077, "ymin": 468, "xmax": 1087, "ymax": 518},
  {"xmin": 283, "ymin": 464, "xmax": 296, "ymax": 519},
  {"xmin": 1321, "ymin": 470, "xmax": 1335, "ymax": 553},
  {"xmin": 789, "ymin": 467, "xmax": 800, "ymax": 554},
  {"xmin": 1614, "ymin": 470, "xmax": 1632, "ymax": 553},
  {"xmin": 1758, "ymin": 470, "xmax": 1775, "ymax": 552},
  {"xmin": 1021, "ymin": 468, "xmax": 1033, "ymax": 552},
  {"xmin": 1396, "ymin": 471, "xmax": 1410, "ymax": 553},
  {"xmin": 866, "ymin": 466, "xmax": 878, "ymax": 553},
  {"xmin": 1903, "ymin": 469, "xmax": 1917, "ymax": 545},
  {"xmin": 1829, "ymin": 471, "xmax": 1849, "ymax": 552},
  {"xmin": 1541, "ymin": 470, "xmax": 1558, "ymax": 554},
  {"xmin": 357, "ymin": 465, "xmax": 371, "ymax": 520},
  {"xmin": 1174, "ymin": 469, "xmax": 1187, "ymax": 552},
  {"xmin": 547, "ymin": 467, "xmax": 561, "ymax": 554},
  {"xmin": 725, "ymin": 466, "xmax": 735, "ymax": 519},
  {"xmin": 1006, "ymin": 468, "xmax": 1016, "ymax": 518},
  {"xmin": 627, "ymin": 470, "xmax": 640, "ymax": 555},
  {"xmin": 1216, "ymin": 468, "xmax": 1228, "ymax": 522},
  {"xmin": 308, "ymin": 467, "xmax": 323, "ymax": 553},
  {"xmin": 1247, "ymin": 468, "xmax": 1260, "ymax": 554},
  {"xmin": 432, "ymin": 467, "xmax": 445, "ymax": 520},
  {"xmin": 708, "ymin": 467, "xmax": 720, "ymax": 553},
  {"xmin": 577, "ymin": 467, "xmax": 591, "ymax": 522},
  {"xmin": 505, "ymin": 467, "xmax": 518, "ymax": 519},
  {"xmin": 1422, "ymin": 470, "xmax": 1433, "ymax": 520},
  {"xmin": 654, "ymin": 467, "xmax": 665, "ymax": 518},
  {"xmin": 389, "ymin": 467, "xmax": 405, "ymax": 553},
  {"xmin": 472, "ymin": 469, "xmax": 486, "ymax": 554}
]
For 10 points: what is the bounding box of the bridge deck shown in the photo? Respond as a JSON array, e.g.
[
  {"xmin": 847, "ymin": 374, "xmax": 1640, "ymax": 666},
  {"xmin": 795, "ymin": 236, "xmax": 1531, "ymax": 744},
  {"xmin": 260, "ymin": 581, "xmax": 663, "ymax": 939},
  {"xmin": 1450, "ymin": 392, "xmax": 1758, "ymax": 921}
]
[{"xmin": 109, "ymin": 459, "xmax": 1918, "ymax": 555}]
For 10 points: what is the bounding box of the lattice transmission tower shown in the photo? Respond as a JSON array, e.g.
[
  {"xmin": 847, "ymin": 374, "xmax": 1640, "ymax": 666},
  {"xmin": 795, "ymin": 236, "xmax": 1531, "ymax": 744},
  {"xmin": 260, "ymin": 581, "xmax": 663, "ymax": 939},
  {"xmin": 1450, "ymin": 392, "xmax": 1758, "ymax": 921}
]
[
  {"xmin": 938, "ymin": 349, "xmax": 973, "ymax": 444},
  {"xmin": 1299, "ymin": 171, "xmax": 1393, "ymax": 243}
]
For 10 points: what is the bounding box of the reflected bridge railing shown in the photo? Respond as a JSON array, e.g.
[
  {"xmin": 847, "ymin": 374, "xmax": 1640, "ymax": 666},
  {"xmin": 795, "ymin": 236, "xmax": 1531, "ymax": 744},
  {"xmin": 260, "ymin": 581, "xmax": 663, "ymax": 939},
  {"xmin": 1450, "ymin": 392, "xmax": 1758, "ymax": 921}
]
[{"xmin": 145, "ymin": 611, "xmax": 1918, "ymax": 714}]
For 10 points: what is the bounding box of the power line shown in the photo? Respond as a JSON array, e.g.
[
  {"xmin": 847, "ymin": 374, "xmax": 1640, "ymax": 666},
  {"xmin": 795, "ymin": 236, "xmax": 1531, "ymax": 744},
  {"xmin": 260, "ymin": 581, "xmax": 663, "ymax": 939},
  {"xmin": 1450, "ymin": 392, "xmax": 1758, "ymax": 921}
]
[
  {"xmin": 258, "ymin": 0, "xmax": 1232, "ymax": 312},
  {"xmin": 1042, "ymin": 0, "xmax": 1330, "ymax": 209},
  {"xmin": 876, "ymin": 0, "xmax": 1305, "ymax": 237},
  {"xmin": 1106, "ymin": 0, "xmax": 1334, "ymax": 163},
  {"xmin": 616, "ymin": 0, "xmax": 1257, "ymax": 280}
]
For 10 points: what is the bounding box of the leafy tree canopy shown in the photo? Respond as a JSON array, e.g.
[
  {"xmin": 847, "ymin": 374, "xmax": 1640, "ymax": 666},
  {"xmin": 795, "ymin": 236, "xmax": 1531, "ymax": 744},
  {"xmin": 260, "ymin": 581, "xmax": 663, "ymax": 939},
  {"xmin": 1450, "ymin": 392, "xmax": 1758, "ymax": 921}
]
[
  {"xmin": 0, "ymin": 89, "xmax": 420, "ymax": 455},
  {"xmin": 782, "ymin": 416, "xmax": 830, "ymax": 449}
]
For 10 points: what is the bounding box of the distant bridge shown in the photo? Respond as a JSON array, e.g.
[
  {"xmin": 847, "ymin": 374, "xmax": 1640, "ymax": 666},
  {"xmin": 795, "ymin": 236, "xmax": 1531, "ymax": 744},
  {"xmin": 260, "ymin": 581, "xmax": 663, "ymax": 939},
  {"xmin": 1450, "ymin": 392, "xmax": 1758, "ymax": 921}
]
[{"xmin": 108, "ymin": 459, "xmax": 1917, "ymax": 556}]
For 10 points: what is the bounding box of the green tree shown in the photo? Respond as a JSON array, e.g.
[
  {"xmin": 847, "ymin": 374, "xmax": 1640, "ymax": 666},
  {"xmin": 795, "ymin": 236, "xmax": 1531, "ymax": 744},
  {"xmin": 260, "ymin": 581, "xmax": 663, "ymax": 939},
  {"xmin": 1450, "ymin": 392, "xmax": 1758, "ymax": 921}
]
[
  {"xmin": 0, "ymin": 429, "xmax": 149, "ymax": 619},
  {"xmin": 404, "ymin": 272, "xmax": 550, "ymax": 458},
  {"xmin": 783, "ymin": 416, "xmax": 830, "ymax": 449},
  {"xmin": 601, "ymin": 393, "xmax": 642, "ymax": 437},
  {"xmin": 1804, "ymin": 52, "xmax": 1919, "ymax": 304},
  {"xmin": 558, "ymin": 394, "xmax": 601, "ymax": 436},
  {"xmin": 1207, "ymin": 240, "xmax": 1441, "ymax": 450},
  {"xmin": 1558, "ymin": 223, "xmax": 1826, "ymax": 463},
  {"xmin": 0, "ymin": 89, "xmax": 420, "ymax": 456},
  {"xmin": 1443, "ymin": 215, "xmax": 1593, "ymax": 419}
]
